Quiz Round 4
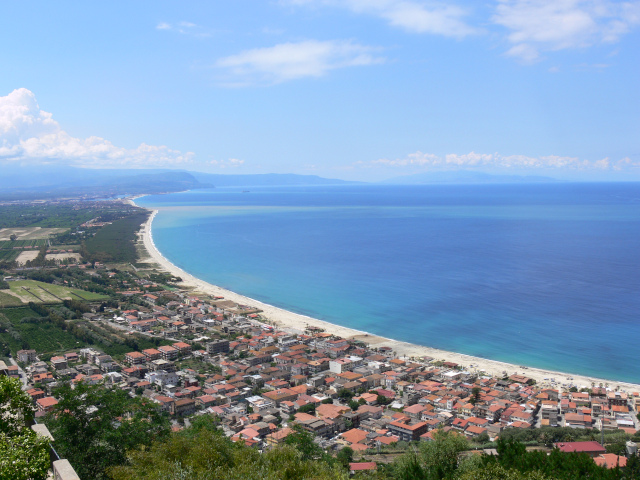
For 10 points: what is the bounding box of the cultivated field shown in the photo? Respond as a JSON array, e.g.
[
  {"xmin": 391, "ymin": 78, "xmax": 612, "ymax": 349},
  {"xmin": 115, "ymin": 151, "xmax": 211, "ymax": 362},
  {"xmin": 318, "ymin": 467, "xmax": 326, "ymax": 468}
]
[
  {"xmin": 15, "ymin": 251, "xmax": 40, "ymax": 265},
  {"xmin": 45, "ymin": 253, "xmax": 82, "ymax": 263},
  {"xmin": 5, "ymin": 280, "xmax": 109, "ymax": 304},
  {"xmin": 0, "ymin": 227, "xmax": 67, "ymax": 240}
]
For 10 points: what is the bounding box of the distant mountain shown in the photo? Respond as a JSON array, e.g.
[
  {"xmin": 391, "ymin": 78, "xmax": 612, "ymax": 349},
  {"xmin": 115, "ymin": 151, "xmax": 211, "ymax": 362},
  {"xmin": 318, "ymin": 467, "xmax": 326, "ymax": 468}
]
[
  {"xmin": 188, "ymin": 172, "xmax": 360, "ymax": 187},
  {"xmin": 0, "ymin": 166, "xmax": 359, "ymax": 200},
  {"xmin": 382, "ymin": 170, "xmax": 557, "ymax": 185},
  {"xmin": 0, "ymin": 165, "xmax": 212, "ymax": 200}
]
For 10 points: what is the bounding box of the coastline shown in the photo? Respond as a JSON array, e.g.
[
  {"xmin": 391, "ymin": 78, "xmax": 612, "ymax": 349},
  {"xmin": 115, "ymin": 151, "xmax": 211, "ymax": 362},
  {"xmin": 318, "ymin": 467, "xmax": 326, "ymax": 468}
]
[{"xmin": 133, "ymin": 199, "xmax": 640, "ymax": 393}]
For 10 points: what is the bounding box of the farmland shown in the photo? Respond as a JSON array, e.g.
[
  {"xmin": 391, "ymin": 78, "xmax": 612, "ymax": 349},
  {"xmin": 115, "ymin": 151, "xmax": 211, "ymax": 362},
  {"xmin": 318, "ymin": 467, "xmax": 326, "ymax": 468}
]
[
  {"xmin": 0, "ymin": 227, "xmax": 66, "ymax": 241},
  {"xmin": 4, "ymin": 280, "xmax": 109, "ymax": 304},
  {"xmin": 0, "ymin": 307, "xmax": 82, "ymax": 358},
  {"xmin": 0, "ymin": 305, "xmax": 172, "ymax": 359}
]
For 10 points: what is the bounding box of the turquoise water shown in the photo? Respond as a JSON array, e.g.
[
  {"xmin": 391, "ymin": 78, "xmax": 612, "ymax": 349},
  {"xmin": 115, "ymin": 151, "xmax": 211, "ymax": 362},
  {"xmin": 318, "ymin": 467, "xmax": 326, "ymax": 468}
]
[{"xmin": 136, "ymin": 183, "xmax": 640, "ymax": 383}]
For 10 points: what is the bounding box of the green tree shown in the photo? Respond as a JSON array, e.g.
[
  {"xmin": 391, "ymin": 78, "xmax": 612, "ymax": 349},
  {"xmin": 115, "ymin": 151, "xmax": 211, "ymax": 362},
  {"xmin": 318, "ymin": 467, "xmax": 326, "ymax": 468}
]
[
  {"xmin": 336, "ymin": 446, "xmax": 354, "ymax": 468},
  {"xmin": 470, "ymin": 387, "xmax": 481, "ymax": 405},
  {"xmin": 283, "ymin": 424, "xmax": 328, "ymax": 461},
  {"xmin": 44, "ymin": 381, "xmax": 170, "ymax": 480},
  {"xmin": 108, "ymin": 426, "xmax": 347, "ymax": 480},
  {"xmin": 393, "ymin": 429, "xmax": 469, "ymax": 480},
  {"xmin": 0, "ymin": 376, "xmax": 50, "ymax": 480}
]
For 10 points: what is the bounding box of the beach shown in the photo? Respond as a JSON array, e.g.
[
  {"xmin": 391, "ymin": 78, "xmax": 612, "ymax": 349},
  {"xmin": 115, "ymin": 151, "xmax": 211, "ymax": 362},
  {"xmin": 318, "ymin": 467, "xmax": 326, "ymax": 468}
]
[{"xmin": 135, "ymin": 203, "xmax": 640, "ymax": 393}]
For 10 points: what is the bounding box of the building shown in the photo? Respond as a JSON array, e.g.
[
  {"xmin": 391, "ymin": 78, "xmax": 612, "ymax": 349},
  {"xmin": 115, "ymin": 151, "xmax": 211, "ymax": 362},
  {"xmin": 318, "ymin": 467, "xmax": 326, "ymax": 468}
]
[
  {"xmin": 158, "ymin": 345, "xmax": 179, "ymax": 361},
  {"xmin": 554, "ymin": 441, "xmax": 606, "ymax": 457},
  {"xmin": 125, "ymin": 351, "xmax": 147, "ymax": 366},
  {"xmin": 206, "ymin": 339, "xmax": 230, "ymax": 355},
  {"xmin": 388, "ymin": 419, "xmax": 429, "ymax": 442},
  {"xmin": 17, "ymin": 349, "xmax": 37, "ymax": 363}
]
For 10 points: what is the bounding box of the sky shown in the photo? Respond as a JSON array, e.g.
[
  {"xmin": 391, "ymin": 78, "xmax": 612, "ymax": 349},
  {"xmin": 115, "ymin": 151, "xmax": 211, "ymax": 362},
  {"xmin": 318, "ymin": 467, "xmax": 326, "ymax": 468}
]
[{"xmin": 0, "ymin": 1, "xmax": 639, "ymax": 182}]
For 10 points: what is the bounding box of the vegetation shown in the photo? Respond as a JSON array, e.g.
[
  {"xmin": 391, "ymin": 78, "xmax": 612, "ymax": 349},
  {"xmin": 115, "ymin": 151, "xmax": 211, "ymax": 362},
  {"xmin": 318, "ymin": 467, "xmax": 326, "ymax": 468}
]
[
  {"xmin": 45, "ymin": 382, "xmax": 170, "ymax": 480},
  {"xmin": 83, "ymin": 211, "xmax": 149, "ymax": 263},
  {"xmin": 477, "ymin": 437, "xmax": 627, "ymax": 480},
  {"xmin": 0, "ymin": 204, "xmax": 131, "ymax": 229},
  {"xmin": 108, "ymin": 422, "xmax": 348, "ymax": 480},
  {"xmin": 0, "ymin": 304, "xmax": 169, "ymax": 358},
  {"xmin": 6, "ymin": 279, "xmax": 109, "ymax": 304},
  {"xmin": 0, "ymin": 376, "xmax": 50, "ymax": 480}
]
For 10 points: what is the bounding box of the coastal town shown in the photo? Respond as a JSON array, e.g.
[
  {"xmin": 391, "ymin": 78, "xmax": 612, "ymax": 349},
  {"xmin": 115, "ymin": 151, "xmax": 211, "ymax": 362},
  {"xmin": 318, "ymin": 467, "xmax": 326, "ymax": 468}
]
[
  {"xmin": 1, "ymin": 200, "xmax": 639, "ymax": 479},
  {"xmin": 4, "ymin": 273, "xmax": 640, "ymax": 474}
]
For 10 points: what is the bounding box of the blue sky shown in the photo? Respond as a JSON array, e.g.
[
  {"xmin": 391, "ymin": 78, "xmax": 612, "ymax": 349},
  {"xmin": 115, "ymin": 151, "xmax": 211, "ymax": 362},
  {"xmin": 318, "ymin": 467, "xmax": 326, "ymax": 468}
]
[{"xmin": 0, "ymin": 1, "xmax": 639, "ymax": 181}]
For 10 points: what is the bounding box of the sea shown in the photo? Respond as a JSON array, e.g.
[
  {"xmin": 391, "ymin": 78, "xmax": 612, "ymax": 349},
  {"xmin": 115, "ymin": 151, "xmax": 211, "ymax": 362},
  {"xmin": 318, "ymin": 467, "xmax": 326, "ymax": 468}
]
[{"xmin": 136, "ymin": 183, "xmax": 640, "ymax": 384}]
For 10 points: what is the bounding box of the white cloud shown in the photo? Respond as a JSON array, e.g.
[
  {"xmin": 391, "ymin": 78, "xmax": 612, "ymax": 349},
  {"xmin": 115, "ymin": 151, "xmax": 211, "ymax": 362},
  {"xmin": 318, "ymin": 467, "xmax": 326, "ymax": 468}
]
[
  {"xmin": 0, "ymin": 88, "xmax": 194, "ymax": 167},
  {"xmin": 493, "ymin": 0, "xmax": 640, "ymax": 62},
  {"xmin": 155, "ymin": 21, "xmax": 211, "ymax": 37},
  {"xmin": 209, "ymin": 158, "xmax": 245, "ymax": 168},
  {"xmin": 358, "ymin": 150, "xmax": 637, "ymax": 171},
  {"xmin": 216, "ymin": 40, "xmax": 384, "ymax": 85},
  {"xmin": 282, "ymin": 0, "xmax": 478, "ymax": 37}
]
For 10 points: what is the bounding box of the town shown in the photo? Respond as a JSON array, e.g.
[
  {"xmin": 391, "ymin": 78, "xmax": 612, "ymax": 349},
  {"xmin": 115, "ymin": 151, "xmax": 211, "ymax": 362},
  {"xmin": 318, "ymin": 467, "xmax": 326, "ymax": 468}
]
[
  {"xmin": 1, "ymin": 201, "xmax": 639, "ymax": 479},
  {"xmin": 4, "ymin": 266, "xmax": 639, "ymax": 478}
]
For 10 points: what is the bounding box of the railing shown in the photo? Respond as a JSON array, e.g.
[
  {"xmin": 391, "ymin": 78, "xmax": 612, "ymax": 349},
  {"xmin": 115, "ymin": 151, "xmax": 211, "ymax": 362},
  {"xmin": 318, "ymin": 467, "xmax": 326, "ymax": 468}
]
[{"xmin": 31, "ymin": 420, "xmax": 80, "ymax": 480}]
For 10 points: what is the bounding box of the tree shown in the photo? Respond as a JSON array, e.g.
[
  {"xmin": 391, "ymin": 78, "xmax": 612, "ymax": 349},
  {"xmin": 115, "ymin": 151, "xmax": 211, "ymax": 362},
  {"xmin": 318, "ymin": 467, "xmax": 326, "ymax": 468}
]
[
  {"xmin": 336, "ymin": 446, "xmax": 354, "ymax": 467},
  {"xmin": 44, "ymin": 381, "xmax": 170, "ymax": 480},
  {"xmin": 0, "ymin": 376, "xmax": 50, "ymax": 480},
  {"xmin": 393, "ymin": 428, "xmax": 469, "ymax": 480},
  {"xmin": 109, "ymin": 425, "xmax": 347, "ymax": 480},
  {"xmin": 9, "ymin": 234, "xmax": 17, "ymax": 242},
  {"xmin": 283, "ymin": 424, "xmax": 328, "ymax": 461},
  {"xmin": 470, "ymin": 387, "xmax": 482, "ymax": 405}
]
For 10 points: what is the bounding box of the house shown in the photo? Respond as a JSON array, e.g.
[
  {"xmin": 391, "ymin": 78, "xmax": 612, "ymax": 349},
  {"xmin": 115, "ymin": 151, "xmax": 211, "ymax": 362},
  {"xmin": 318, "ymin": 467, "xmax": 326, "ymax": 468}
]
[
  {"xmin": 206, "ymin": 339, "xmax": 230, "ymax": 355},
  {"xmin": 17, "ymin": 349, "xmax": 37, "ymax": 363},
  {"xmin": 158, "ymin": 345, "xmax": 179, "ymax": 361},
  {"xmin": 265, "ymin": 427, "xmax": 293, "ymax": 447},
  {"xmin": 388, "ymin": 419, "xmax": 429, "ymax": 442},
  {"xmin": 50, "ymin": 356, "xmax": 68, "ymax": 370},
  {"xmin": 36, "ymin": 397, "xmax": 58, "ymax": 413},
  {"xmin": 142, "ymin": 348, "xmax": 161, "ymax": 361},
  {"xmin": 554, "ymin": 441, "xmax": 606, "ymax": 457},
  {"xmin": 349, "ymin": 462, "xmax": 377, "ymax": 475},
  {"xmin": 171, "ymin": 398, "xmax": 196, "ymax": 416},
  {"xmin": 338, "ymin": 428, "xmax": 369, "ymax": 446},
  {"xmin": 173, "ymin": 342, "xmax": 192, "ymax": 355},
  {"xmin": 125, "ymin": 351, "xmax": 147, "ymax": 366}
]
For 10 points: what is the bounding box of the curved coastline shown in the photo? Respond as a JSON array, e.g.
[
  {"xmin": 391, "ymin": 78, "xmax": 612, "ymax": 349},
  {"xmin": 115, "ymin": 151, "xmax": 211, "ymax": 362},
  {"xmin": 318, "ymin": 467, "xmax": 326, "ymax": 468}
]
[{"xmin": 134, "ymin": 199, "xmax": 640, "ymax": 393}]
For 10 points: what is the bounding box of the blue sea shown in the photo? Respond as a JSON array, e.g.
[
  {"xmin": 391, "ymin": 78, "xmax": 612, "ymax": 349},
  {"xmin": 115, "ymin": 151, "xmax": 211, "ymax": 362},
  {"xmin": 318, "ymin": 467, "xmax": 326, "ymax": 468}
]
[{"xmin": 136, "ymin": 183, "xmax": 640, "ymax": 384}]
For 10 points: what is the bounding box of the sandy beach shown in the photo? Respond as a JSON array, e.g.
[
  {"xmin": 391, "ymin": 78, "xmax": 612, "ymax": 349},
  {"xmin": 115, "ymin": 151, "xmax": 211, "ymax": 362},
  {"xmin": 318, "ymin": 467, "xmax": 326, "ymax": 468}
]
[{"xmin": 134, "ymin": 202, "xmax": 640, "ymax": 393}]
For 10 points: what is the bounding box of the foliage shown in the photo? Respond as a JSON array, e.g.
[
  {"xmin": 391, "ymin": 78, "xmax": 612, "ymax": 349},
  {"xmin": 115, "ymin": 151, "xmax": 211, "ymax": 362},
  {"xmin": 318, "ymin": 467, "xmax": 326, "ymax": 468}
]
[
  {"xmin": 283, "ymin": 424, "xmax": 331, "ymax": 461},
  {"xmin": 481, "ymin": 437, "xmax": 621, "ymax": 480},
  {"xmin": 392, "ymin": 429, "xmax": 469, "ymax": 480},
  {"xmin": 336, "ymin": 446, "xmax": 354, "ymax": 467},
  {"xmin": 298, "ymin": 403, "xmax": 316, "ymax": 414},
  {"xmin": 108, "ymin": 426, "xmax": 348, "ymax": 480},
  {"xmin": 0, "ymin": 377, "xmax": 50, "ymax": 480},
  {"xmin": 44, "ymin": 381, "xmax": 170, "ymax": 480},
  {"xmin": 338, "ymin": 388, "xmax": 354, "ymax": 400},
  {"xmin": 83, "ymin": 212, "xmax": 149, "ymax": 263},
  {"xmin": 0, "ymin": 431, "xmax": 50, "ymax": 480},
  {"xmin": 470, "ymin": 387, "xmax": 481, "ymax": 405},
  {"xmin": 0, "ymin": 375, "xmax": 35, "ymax": 437},
  {"xmin": 457, "ymin": 462, "xmax": 552, "ymax": 480}
]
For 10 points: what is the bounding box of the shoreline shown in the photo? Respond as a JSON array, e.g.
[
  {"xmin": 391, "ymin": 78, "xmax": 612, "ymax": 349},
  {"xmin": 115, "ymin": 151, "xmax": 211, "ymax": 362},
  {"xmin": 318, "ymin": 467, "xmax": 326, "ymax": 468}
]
[{"xmin": 132, "ymin": 199, "xmax": 640, "ymax": 393}]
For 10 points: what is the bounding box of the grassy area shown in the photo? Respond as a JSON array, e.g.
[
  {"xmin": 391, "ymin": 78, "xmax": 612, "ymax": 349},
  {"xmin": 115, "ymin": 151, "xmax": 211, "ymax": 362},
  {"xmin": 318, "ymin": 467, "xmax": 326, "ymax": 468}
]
[
  {"xmin": 0, "ymin": 307, "xmax": 81, "ymax": 356},
  {"xmin": 0, "ymin": 238, "xmax": 51, "ymax": 248},
  {"xmin": 0, "ymin": 291, "xmax": 24, "ymax": 307},
  {"xmin": 0, "ymin": 306, "xmax": 172, "ymax": 358},
  {"xmin": 0, "ymin": 250, "xmax": 20, "ymax": 262},
  {"xmin": 7, "ymin": 280, "xmax": 109, "ymax": 304}
]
